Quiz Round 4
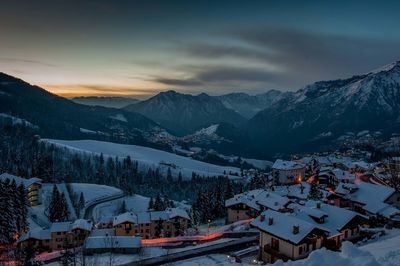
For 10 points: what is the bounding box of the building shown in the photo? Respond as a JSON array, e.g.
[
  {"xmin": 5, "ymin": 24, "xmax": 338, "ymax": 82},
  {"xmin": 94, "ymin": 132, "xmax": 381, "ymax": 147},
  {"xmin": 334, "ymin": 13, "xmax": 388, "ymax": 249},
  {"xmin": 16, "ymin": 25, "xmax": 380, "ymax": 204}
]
[
  {"xmin": 251, "ymin": 210, "xmax": 328, "ymax": 263},
  {"xmin": 113, "ymin": 208, "xmax": 190, "ymax": 239},
  {"xmin": 84, "ymin": 236, "xmax": 141, "ymax": 254},
  {"xmin": 272, "ymin": 160, "xmax": 306, "ymax": 185},
  {"xmin": 328, "ymin": 182, "xmax": 400, "ymax": 223},
  {"xmin": 287, "ymin": 202, "xmax": 365, "ymax": 249},
  {"xmin": 0, "ymin": 173, "xmax": 42, "ymax": 206},
  {"xmin": 225, "ymin": 189, "xmax": 263, "ymax": 223},
  {"xmin": 18, "ymin": 228, "xmax": 51, "ymax": 252},
  {"xmin": 225, "ymin": 189, "xmax": 291, "ymax": 223},
  {"xmin": 50, "ymin": 219, "xmax": 92, "ymax": 250}
]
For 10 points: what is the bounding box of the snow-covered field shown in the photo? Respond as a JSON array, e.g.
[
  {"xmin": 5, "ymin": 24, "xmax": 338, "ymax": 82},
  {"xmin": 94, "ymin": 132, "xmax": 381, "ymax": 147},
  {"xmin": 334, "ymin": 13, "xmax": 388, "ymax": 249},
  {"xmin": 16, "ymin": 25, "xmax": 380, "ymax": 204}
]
[
  {"xmin": 43, "ymin": 139, "xmax": 240, "ymax": 179},
  {"xmin": 69, "ymin": 183, "xmax": 123, "ymax": 204}
]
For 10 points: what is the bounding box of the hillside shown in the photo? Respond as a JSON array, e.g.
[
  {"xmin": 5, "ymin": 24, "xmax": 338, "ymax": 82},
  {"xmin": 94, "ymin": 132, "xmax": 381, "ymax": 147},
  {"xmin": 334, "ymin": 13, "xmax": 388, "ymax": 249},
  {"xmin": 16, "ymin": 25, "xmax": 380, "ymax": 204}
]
[
  {"xmin": 43, "ymin": 139, "xmax": 241, "ymax": 179},
  {"xmin": 216, "ymin": 90, "xmax": 290, "ymax": 118},
  {"xmin": 0, "ymin": 72, "xmax": 162, "ymax": 145},
  {"xmin": 124, "ymin": 90, "xmax": 246, "ymax": 135},
  {"xmin": 232, "ymin": 61, "xmax": 400, "ymax": 157}
]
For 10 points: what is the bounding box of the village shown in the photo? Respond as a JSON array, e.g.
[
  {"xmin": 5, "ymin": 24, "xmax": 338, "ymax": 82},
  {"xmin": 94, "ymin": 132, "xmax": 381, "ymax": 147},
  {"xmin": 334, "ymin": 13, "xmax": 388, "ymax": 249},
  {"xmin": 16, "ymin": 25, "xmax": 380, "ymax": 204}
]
[{"xmin": 1, "ymin": 150, "xmax": 399, "ymax": 265}]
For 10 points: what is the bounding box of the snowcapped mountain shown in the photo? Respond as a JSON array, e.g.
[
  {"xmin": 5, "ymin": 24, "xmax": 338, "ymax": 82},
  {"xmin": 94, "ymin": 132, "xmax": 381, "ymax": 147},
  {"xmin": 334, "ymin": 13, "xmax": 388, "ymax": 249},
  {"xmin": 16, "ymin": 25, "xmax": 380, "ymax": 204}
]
[
  {"xmin": 216, "ymin": 90, "xmax": 290, "ymax": 118},
  {"xmin": 0, "ymin": 72, "xmax": 162, "ymax": 144},
  {"xmin": 243, "ymin": 60, "xmax": 400, "ymax": 156},
  {"xmin": 124, "ymin": 90, "xmax": 246, "ymax": 136},
  {"xmin": 72, "ymin": 96, "xmax": 140, "ymax": 108}
]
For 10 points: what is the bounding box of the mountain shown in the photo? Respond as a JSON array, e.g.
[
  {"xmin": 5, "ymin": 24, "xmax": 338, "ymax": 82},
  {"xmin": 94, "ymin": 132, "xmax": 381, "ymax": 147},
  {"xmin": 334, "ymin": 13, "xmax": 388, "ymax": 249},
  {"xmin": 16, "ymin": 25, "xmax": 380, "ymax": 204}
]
[
  {"xmin": 216, "ymin": 90, "xmax": 290, "ymax": 118},
  {"xmin": 72, "ymin": 96, "xmax": 140, "ymax": 108},
  {"xmin": 243, "ymin": 61, "xmax": 400, "ymax": 157},
  {"xmin": 124, "ymin": 90, "xmax": 247, "ymax": 135},
  {"xmin": 0, "ymin": 73, "xmax": 163, "ymax": 145}
]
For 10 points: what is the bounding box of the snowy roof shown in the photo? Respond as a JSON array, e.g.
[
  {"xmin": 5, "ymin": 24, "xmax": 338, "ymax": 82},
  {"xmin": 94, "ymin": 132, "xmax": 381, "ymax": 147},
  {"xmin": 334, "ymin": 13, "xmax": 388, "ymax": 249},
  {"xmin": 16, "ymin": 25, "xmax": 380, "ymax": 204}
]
[
  {"xmin": 332, "ymin": 169, "xmax": 356, "ymax": 181},
  {"xmin": 289, "ymin": 202, "xmax": 361, "ymax": 237},
  {"xmin": 335, "ymin": 182, "xmax": 395, "ymax": 208},
  {"xmin": 150, "ymin": 211, "xmax": 169, "ymax": 221},
  {"xmin": 166, "ymin": 207, "xmax": 191, "ymax": 220},
  {"xmin": 225, "ymin": 189, "xmax": 263, "ymax": 210},
  {"xmin": 350, "ymin": 161, "xmax": 373, "ymax": 170},
  {"xmin": 251, "ymin": 210, "xmax": 328, "ymax": 244},
  {"xmin": 137, "ymin": 212, "xmax": 151, "ymax": 224},
  {"xmin": 50, "ymin": 222, "xmax": 71, "ymax": 233},
  {"xmin": 18, "ymin": 228, "xmax": 51, "ymax": 243},
  {"xmin": 71, "ymin": 219, "xmax": 92, "ymax": 231},
  {"xmin": 272, "ymin": 159, "xmax": 305, "ymax": 170},
  {"xmin": 113, "ymin": 212, "xmax": 138, "ymax": 226},
  {"xmin": 85, "ymin": 236, "xmax": 141, "ymax": 249},
  {"xmin": 255, "ymin": 191, "xmax": 291, "ymax": 211},
  {"xmin": 98, "ymin": 216, "xmax": 113, "ymax": 224},
  {"xmin": 0, "ymin": 173, "xmax": 41, "ymax": 187},
  {"xmin": 274, "ymin": 182, "xmax": 326, "ymax": 200}
]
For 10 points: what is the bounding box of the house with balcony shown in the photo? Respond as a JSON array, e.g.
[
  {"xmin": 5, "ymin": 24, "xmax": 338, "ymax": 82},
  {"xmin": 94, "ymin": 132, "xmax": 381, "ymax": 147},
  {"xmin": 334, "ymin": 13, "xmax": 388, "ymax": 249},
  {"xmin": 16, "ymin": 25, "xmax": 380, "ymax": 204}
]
[
  {"xmin": 0, "ymin": 173, "xmax": 42, "ymax": 206},
  {"xmin": 251, "ymin": 210, "xmax": 328, "ymax": 263},
  {"xmin": 287, "ymin": 202, "xmax": 366, "ymax": 249}
]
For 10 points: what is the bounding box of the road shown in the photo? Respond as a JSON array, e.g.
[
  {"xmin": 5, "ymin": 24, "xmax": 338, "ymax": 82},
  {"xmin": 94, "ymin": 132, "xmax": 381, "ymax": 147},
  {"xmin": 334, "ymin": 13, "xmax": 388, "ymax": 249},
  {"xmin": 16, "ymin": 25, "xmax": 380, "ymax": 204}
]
[{"xmin": 83, "ymin": 191, "xmax": 125, "ymax": 220}]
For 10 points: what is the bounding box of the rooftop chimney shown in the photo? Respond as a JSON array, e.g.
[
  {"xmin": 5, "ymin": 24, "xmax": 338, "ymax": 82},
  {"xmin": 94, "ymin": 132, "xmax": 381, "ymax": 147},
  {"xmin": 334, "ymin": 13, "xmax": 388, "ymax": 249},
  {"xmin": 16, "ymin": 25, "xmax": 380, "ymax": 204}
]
[
  {"xmin": 260, "ymin": 214, "xmax": 265, "ymax": 222},
  {"xmin": 268, "ymin": 217, "xmax": 274, "ymax": 225},
  {"xmin": 293, "ymin": 225, "xmax": 300, "ymax": 235},
  {"xmin": 316, "ymin": 202, "xmax": 321, "ymax": 209}
]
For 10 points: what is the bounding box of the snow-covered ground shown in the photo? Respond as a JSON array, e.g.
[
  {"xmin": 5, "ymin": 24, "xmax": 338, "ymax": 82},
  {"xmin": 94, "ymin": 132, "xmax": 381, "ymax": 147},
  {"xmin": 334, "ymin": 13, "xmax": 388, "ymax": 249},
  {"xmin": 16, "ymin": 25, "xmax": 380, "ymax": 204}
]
[
  {"xmin": 30, "ymin": 183, "xmax": 77, "ymax": 227},
  {"xmin": 43, "ymin": 139, "xmax": 240, "ymax": 179},
  {"xmin": 69, "ymin": 183, "xmax": 123, "ymax": 204}
]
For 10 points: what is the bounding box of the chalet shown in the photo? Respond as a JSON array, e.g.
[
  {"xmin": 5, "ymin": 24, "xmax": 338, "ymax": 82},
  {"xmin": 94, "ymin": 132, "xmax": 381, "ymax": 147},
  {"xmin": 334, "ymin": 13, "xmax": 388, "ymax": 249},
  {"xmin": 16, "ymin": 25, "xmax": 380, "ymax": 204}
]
[
  {"xmin": 272, "ymin": 160, "xmax": 306, "ymax": 185},
  {"xmin": 18, "ymin": 228, "xmax": 51, "ymax": 252},
  {"xmin": 49, "ymin": 219, "xmax": 92, "ymax": 250},
  {"xmin": 0, "ymin": 173, "xmax": 42, "ymax": 206},
  {"xmin": 84, "ymin": 236, "xmax": 141, "ymax": 254},
  {"xmin": 287, "ymin": 202, "xmax": 365, "ymax": 249},
  {"xmin": 328, "ymin": 182, "xmax": 400, "ymax": 223},
  {"xmin": 251, "ymin": 210, "xmax": 328, "ymax": 263},
  {"xmin": 97, "ymin": 216, "xmax": 113, "ymax": 229},
  {"xmin": 225, "ymin": 189, "xmax": 263, "ymax": 223},
  {"xmin": 113, "ymin": 208, "xmax": 190, "ymax": 239},
  {"xmin": 225, "ymin": 189, "xmax": 291, "ymax": 223}
]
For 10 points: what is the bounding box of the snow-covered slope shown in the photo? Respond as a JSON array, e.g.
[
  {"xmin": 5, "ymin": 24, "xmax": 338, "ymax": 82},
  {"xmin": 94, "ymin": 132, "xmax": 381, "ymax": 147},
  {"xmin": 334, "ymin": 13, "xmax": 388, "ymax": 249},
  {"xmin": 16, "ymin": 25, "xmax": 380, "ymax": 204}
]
[
  {"xmin": 43, "ymin": 139, "xmax": 240, "ymax": 179},
  {"xmin": 244, "ymin": 60, "xmax": 400, "ymax": 156}
]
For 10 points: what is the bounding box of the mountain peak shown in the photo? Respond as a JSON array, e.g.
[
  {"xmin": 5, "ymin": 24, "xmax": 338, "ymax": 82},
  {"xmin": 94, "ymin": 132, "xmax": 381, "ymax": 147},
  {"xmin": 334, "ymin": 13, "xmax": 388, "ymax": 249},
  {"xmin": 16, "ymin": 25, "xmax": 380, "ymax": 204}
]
[{"xmin": 368, "ymin": 60, "xmax": 400, "ymax": 75}]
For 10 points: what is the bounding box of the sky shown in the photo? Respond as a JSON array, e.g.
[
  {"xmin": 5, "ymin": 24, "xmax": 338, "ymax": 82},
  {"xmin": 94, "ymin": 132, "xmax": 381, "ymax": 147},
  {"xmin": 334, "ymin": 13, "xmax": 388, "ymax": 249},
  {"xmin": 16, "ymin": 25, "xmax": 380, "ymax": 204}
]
[{"xmin": 0, "ymin": 0, "xmax": 400, "ymax": 98}]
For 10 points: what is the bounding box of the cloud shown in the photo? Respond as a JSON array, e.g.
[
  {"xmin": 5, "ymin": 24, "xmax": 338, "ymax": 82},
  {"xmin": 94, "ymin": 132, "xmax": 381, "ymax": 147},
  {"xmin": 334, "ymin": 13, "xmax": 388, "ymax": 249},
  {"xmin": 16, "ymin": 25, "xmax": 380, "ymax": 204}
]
[
  {"xmin": 153, "ymin": 77, "xmax": 202, "ymax": 86},
  {"xmin": 180, "ymin": 28, "xmax": 400, "ymax": 88},
  {"xmin": 0, "ymin": 57, "xmax": 57, "ymax": 67}
]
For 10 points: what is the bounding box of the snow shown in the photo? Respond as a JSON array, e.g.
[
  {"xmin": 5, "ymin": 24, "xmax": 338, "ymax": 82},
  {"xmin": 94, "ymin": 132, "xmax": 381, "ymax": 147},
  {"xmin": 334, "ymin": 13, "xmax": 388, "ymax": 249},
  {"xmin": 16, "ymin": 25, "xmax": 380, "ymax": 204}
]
[
  {"xmin": 0, "ymin": 113, "xmax": 37, "ymax": 128},
  {"xmin": 242, "ymin": 158, "xmax": 273, "ymax": 169},
  {"xmin": 85, "ymin": 236, "xmax": 141, "ymax": 249},
  {"xmin": 272, "ymin": 159, "xmax": 305, "ymax": 170},
  {"xmin": 0, "ymin": 173, "xmax": 41, "ymax": 187},
  {"xmin": 79, "ymin": 127, "xmax": 97, "ymax": 134},
  {"xmin": 273, "ymin": 242, "xmax": 379, "ymax": 266},
  {"xmin": 251, "ymin": 210, "xmax": 328, "ymax": 244},
  {"xmin": 43, "ymin": 139, "xmax": 240, "ymax": 179},
  {"xmin": 109, "ymin": 114, "xmax": 128, "ymax": 122},
  {"xmin": 193, "ymin": 124, "xmax": 219, "ymax": 136},
  {"xmin": 360, "ymin": 232, "xmax": 400, "ymax": 266},
  {"xmin": 169, "ymin": 254, "xmax": 240, "ymax": 265},
  {"xmin": 69, "ymin": 183, "xmax": 123, "ymax": 205}
]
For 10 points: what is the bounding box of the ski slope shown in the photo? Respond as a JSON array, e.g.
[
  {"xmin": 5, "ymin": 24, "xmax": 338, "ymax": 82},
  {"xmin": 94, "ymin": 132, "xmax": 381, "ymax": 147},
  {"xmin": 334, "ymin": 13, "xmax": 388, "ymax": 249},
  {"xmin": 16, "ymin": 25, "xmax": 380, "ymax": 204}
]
[{"xmin": 43, "ymin": 139, "xmax": 240, "ymax": 179}]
